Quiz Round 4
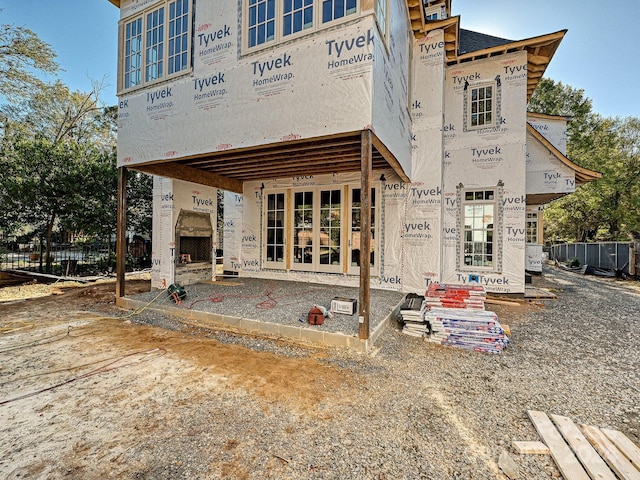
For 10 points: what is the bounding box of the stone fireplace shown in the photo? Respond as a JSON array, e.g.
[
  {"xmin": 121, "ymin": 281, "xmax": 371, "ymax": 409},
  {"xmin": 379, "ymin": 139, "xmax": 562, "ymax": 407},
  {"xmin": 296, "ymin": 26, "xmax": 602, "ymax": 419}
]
[{"xmin": 175, "ymin": 209, "xmax": 214, "ymax": 285}]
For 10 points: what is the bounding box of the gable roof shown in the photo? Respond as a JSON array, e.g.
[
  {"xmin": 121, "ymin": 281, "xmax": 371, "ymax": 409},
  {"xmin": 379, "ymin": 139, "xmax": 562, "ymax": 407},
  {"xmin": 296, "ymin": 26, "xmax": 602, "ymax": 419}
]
[{"xmin": 526, "ymin": 123, "xmax": 601, "ymax": 204}]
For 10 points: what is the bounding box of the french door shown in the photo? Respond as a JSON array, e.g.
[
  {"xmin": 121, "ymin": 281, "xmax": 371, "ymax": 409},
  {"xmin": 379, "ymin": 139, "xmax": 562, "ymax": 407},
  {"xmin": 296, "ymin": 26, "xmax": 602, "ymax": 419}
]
[{"xmin": 263, "ymin": 185, "xmax": 378, "ymax": 274}]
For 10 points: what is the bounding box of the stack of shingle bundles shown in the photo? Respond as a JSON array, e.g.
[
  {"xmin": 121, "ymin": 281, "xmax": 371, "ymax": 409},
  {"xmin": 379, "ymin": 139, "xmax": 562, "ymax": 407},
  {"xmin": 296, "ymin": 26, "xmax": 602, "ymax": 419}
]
[
  {"xmin": 426, "ymin": 307, "xmax": 510, "ymax": 354},
  {"xmin": 424, "ymin": 283, "xmax": 486, "ymax": 310},
  {"xmin": 399, "ymin": 295, "xmax": 429, "ymax": 337}
]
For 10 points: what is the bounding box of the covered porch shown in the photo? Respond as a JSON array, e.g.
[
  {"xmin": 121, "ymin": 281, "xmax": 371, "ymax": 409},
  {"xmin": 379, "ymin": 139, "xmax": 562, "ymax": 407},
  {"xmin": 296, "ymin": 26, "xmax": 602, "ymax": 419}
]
[{"xmin": 115, "ymin": 130, "xmax": 411, "ymax": 341}]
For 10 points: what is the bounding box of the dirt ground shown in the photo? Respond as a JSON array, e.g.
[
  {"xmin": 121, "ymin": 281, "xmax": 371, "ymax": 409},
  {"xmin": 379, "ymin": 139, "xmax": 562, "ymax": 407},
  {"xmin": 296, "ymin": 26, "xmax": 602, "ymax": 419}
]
[
  {"xmin": 0, "ymin": 275, "xmax": 357, "ymax": 478},
  {"xmin": 2, "ymin": 271, "xmax": 639, "ymax": 479}
]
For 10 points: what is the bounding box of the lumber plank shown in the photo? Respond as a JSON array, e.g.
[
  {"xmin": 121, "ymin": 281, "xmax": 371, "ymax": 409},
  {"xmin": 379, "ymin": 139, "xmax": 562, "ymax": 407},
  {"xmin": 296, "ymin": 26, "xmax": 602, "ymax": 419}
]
[
  {"xmin": 601, "ymin": 428, "xmax": 640, "ymax": 473},
  {"xmin": 527, "ymin": 410, "xmax": 590, "ymax": 480},
  {"xmin": 550, "ymin": 414, "xmax": 616, "ymax": 480},
  {"xmin": 580, "ymin": 424, "xmax": 640, "ymax": 480},
  {"xmin": 512, "ymin": 440, "xmax": 549, "ymax": 455}
]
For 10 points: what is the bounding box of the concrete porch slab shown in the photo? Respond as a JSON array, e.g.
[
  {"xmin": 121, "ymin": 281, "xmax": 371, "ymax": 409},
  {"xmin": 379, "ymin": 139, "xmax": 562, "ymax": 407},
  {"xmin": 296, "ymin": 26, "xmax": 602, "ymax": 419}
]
[{"xmin": 117, "ymin": 277, "xmax": 405, "ymax": 352}]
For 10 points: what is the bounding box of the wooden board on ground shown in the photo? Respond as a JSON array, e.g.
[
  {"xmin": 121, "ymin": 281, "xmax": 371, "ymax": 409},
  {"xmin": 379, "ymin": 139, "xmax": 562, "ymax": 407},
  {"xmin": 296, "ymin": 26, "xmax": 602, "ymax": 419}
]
[
  {"xmin": 580, "ymin": 424, "xmax": 640, "ymax": 480},
  {"xmin": 485, "ymin": 297, "xmax": 522, "ymax": 307},
  {"xmin": 601, "ymin": 428, "xmax": 640, "ymax": 471},
  {"xmin": 527, "ymin": 410, "xmax": 591, "ymax": 480},
  {"xmin": 524, "ymin": 287, "xmax": 557, "ymax": 299},
  {"xmin": 512, "ymin": 440, "xmax": 549, "ymax": 455},
  {"xmin": 550, "ymin": 414, "xmax": 616, "ymax": 480}
]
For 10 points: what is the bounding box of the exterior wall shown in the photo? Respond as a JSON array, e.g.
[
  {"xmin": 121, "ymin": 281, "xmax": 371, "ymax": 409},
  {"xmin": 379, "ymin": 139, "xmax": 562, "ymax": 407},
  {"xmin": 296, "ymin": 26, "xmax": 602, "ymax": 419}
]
[
  {"xmin": 370, "ymin": 0, "xmax": 412, "ymax": 174},
  {"xmin": 527, "ymin": 114, "xmax": 568, "ymax": 154},
  {"xmin": 441, "ymin": 51, "xmax": 529, "ymax": 293},
  {"xmin": 402, "ymin": 29, "xmax": 446, "ymax": 290},
  {"xmin": 116, "ymin": 1, "xmax": 412, "ymax": 170},
  {"xmin": 525, "ymin": 130, "xmax": 576, "ymax": 197},
  {"xmin": 120, "ymin": 2, "xmax": 554, "ymax": 295},
  {"xmin": 151, "ymin": 178, "xmax": 217, "ymax": 289}
]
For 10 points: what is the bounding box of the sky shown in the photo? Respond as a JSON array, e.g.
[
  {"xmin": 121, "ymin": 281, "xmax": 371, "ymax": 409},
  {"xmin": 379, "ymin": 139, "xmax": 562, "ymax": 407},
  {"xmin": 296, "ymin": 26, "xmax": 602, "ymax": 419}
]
[{"xmin": 1, "ymin": 0, "xmax": 638, "ymax": 118}]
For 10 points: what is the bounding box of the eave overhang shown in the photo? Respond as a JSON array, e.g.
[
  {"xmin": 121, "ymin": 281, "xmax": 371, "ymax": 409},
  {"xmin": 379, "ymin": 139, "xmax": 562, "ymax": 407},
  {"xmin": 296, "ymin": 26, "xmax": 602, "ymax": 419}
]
[
  {"xmin": 407, "ymin": 0, "xmax": 567, "ymax": 101},
  {"xmin": 107, "ymin": 0, "xmax": 120, "ymax": 6},
  {"xmin": 526, "ymin": 123, "xmax": 601, "ymax": 205}
]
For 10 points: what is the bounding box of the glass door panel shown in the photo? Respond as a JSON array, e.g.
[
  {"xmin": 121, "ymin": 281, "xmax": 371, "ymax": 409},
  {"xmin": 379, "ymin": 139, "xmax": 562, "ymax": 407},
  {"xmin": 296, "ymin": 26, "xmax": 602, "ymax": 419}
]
[
  {"xmin": 349, "ymin": 187, "xmax": 376, "ymax": 274},
  {"xmin": 292, "ymin": 190, "xmax": 314, "ymax": 269},
  {"xmin": 319, "ymin": 189, "xmax": 341, "ymax": 271},
  {"xmin": 264, "ymin": 192, "xmax": 285, "ymax": 266}
]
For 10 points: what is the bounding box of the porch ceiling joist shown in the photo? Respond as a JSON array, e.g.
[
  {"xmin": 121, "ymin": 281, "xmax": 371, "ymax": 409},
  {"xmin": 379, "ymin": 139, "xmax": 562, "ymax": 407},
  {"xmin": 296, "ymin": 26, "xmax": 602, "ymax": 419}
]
[{"xmin": 129, "ymin": 131, "xmax": 409, "ymax": 191}]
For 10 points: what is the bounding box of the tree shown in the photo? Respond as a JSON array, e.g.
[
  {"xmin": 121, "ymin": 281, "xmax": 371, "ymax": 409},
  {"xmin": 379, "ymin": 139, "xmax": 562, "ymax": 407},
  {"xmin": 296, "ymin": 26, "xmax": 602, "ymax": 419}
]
[
  {"xmin": 0, "ymin": 23, "xmax": 59, "ymax": 101},
  {"xmin": 529, "ymin": 79, "xmax": 640, "ymax": 242}
]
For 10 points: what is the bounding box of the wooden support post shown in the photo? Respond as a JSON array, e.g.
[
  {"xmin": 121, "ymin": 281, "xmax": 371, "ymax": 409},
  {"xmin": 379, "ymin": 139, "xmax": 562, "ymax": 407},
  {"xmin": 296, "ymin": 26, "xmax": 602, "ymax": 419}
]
[
  {"xmin": 116, "ymin": 166, "xmax": 127, "ymax": 298},
  {"xmin": 358, "ymin": 130, "xmax": 372, "ymax": 340}
]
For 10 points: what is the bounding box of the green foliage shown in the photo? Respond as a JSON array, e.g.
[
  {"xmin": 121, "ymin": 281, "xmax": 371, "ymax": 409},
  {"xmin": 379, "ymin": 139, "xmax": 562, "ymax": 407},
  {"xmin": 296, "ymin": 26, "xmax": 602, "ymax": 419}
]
[
  {"xmin": 0, "ymin": 24, "xmax": 59, "ymax": 101},
  {"xmin": 529, "ymin": 79, "xmax": 640, "ymax": 242},
  {"xmin": 566, "ymin": 258, "xmax": 580, "ymax": 268}
]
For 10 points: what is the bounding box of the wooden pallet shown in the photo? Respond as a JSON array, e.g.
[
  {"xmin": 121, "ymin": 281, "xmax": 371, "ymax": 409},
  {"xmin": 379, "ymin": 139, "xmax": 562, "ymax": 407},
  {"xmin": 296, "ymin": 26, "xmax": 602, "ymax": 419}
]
[{"xmin": 526, "ymin": 410, "xmax": 640, "ymax": 480}]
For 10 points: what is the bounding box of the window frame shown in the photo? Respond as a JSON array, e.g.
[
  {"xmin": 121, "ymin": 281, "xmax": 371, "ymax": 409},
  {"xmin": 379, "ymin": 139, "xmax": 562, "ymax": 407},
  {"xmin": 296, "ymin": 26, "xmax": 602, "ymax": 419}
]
[
  {"xmin": 263, "ymin": 190, "xmax": 288, "ymax": 270},
  {"xmin": 261, "ymin": 183, "xmax": 379, "ymax": 275},
  {"xmin": 347, "ymin": 184, "xmax": 379, "ymax": 276},
  {"xmin": 460, "ymin": 188, "xmax": 497, "ymax": 272},
  {"xmin": 463, "ymin": 80, "xmax": 501, "ymax": 132},
  {"xmin": 243, "ymin": 0, "xmax": 360, "ymax": 53},
  {"xmin": 526, "ymin": 212, "xmax": 539, "ymax": 244},
  {"xmin": 119, "ymin": 0, "xmax": 193, "ymax": 94},
  {"xmin": 374, "ymin": 0, "xmax": 389, "ymax": 44}
]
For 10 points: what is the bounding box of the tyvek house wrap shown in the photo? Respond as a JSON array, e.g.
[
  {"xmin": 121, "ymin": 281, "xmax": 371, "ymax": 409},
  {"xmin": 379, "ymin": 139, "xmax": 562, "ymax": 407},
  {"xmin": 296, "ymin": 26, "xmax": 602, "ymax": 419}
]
[
  {"xmin": 116, "ymin": 3, "xmax": 413, "ymax": 173},
  {"xmin": 151, "ymin": 177, "xmax": 217, "ymax": 290},
  {"xmin": 526, "ymin": 131, "xmax": 576, "ymax": 196},
  {"xmin": 440, "ymin": 52, "xmax": 529, "ymax": 293}
]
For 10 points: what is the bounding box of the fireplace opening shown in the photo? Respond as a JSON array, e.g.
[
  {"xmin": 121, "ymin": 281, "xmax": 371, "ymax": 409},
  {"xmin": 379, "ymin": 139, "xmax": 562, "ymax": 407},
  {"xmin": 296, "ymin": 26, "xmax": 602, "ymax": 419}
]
[
  {"xmin": 179, "ymin": 236, "xmax": 212, "ymax": 263},
  {"xmin": 175, "ymin": 209, "xmax": 213, "ymax": 265}
]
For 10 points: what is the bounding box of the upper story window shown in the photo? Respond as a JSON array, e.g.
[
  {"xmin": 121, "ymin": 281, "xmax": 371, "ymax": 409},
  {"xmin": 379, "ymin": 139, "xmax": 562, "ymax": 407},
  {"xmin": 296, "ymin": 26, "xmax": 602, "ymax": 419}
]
[
  {"xmin": 470, "ymin": 84, "xmax": 494, "ymax": 128},
  {"xmin": 463, "ymin": 79, "xmax": 501, "ymax": 131},
  {"xmin": 374, "ymin": 0, "xmax": 388, "ymax": 41},
  {"xmin": 424, "ymin": 5, "xmax": 446, "ymax": 21},
  {"xmin": 244, "ymin": 0, "xmax": 358, "ymax": 51},
  {"xmin": 121, "ymin": 0, "xmax": 192, "ymax": 92}
]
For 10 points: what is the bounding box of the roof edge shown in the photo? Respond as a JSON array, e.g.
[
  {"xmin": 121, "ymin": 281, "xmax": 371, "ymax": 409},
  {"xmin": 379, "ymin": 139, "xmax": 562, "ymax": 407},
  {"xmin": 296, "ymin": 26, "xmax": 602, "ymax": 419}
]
[{"xmin": 527, "ymin": 123, "xmax": 601, "ymax": 184}]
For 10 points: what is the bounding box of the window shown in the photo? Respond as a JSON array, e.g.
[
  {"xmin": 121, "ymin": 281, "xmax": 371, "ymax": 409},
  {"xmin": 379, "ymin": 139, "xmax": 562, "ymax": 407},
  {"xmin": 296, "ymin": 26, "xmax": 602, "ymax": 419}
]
[
  {"xmin": 470, "ymin": 84, "xmax": 494, "ymax": 128},
  {"xmin": 121, "ymin": 0, "xmax": 192, "ymax": 91},
  {"xmin": 526, "ymin": 212, "xmax": 539, "ymax": 244},
  {"xmin": 263, "ymin": 184, "xmax": 378, "ymax": 274},
  {"xmin": 463, "ymin": 80, "xmax": 502, "ymax": 131},
  {"xmin": 374, "ymin": 0, "xmax": 388, "ymax": 40},
  {"xmin": 322, "ymin": 0, "xmax": 358, "ymax": 23},
  {"xmin": 462, "ymin": 189, "xmax": 496, "ymax": 269},
  {"xmin": 424, "ymin": 5, "xmax": 446, "ymax": 21},
  {"xmin": 284, "ymin": 0, "xmax": 314, "ymax": 36},
  {"xmin": 245, "ymin": 0, "xmax": 358, "ymax": 50}
]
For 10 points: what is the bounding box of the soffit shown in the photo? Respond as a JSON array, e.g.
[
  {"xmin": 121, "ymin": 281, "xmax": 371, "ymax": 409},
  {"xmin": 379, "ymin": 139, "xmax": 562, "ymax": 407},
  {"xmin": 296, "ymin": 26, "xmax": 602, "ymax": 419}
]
[{"xmin": 130, "ymin": 132, "xmax": 409, "ymax": 193}]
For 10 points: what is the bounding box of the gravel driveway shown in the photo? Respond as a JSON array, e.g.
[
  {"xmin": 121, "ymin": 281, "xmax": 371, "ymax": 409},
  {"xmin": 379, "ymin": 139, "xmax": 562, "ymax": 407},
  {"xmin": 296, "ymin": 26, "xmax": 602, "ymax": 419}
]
[
  {"xmin": 117, "ymin": 265, "xmax": 638, "ymax": 479},
  {"xmin": 2, "ymin": 265, "xmax": 638, "ymax": 479}
]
